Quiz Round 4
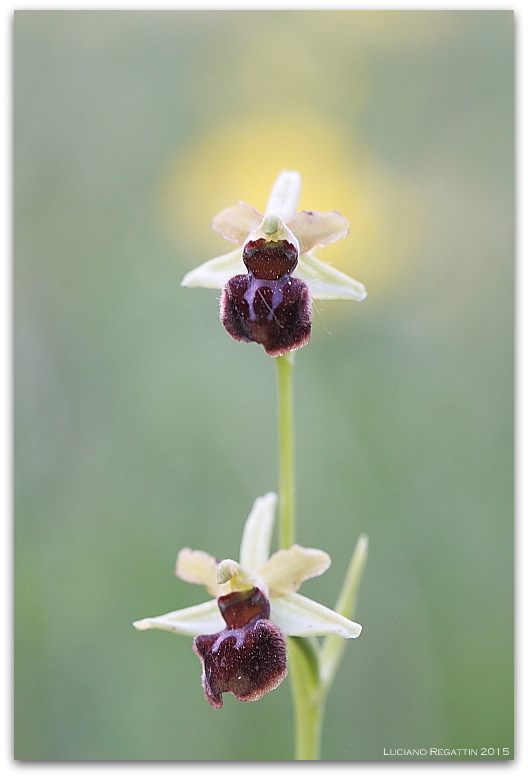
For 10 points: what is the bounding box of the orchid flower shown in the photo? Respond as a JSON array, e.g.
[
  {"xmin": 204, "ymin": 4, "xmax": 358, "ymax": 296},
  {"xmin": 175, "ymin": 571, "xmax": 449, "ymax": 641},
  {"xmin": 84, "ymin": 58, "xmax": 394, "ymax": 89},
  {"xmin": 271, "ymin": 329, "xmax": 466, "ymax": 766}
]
[
  {"xmin": 181, "ymin": 170, "xmax": 367, "ymax": 357},
  {"xmin": 133, "ymin": 492, "xmax": 362, "ymax": 709}
]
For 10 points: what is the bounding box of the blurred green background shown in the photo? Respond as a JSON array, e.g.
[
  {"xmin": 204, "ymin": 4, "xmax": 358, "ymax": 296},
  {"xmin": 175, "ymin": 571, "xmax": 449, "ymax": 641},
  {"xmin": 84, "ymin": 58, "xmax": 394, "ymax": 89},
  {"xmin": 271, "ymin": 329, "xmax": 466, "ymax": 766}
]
[{"xmin": 14, "ymin": 10, "xmax": 513, "ymax": 761}]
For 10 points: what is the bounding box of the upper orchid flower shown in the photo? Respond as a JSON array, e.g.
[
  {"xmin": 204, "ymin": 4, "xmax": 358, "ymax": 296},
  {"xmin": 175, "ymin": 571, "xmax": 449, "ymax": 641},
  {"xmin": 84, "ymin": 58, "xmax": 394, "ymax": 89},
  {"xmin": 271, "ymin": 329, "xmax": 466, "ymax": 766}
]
[
  {"xmin": 133, "ymin": 492, "xmax": 362, "ymax": 709},
  {"xmin": 181, "ymin": 170, "xmax": 367, "ymax": 357}
]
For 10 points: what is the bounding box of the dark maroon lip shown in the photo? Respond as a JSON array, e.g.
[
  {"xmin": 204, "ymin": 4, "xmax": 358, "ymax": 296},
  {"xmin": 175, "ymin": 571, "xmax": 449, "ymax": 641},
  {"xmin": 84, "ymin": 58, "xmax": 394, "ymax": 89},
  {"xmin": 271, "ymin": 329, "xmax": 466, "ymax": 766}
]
[
  {"xmin": 220, "ymin": 272, "xmax": 311, "ymax": 357},
  {"xmin": 193, "ymin": 587, "xmax": 288, "ymax": 708},
  {"xmin": 217, "ymin": 587, "xmax": 271, "ymax": 629}
]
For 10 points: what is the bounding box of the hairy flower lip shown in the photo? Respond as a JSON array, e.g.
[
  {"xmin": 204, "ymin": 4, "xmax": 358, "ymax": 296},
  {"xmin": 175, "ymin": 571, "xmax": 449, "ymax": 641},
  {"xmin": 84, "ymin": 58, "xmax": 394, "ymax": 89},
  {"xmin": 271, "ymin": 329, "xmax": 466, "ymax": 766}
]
[
  {"xmin": 199, "ymin": 172, "xmax": 366, "ymax": 354},
  {"xmin": 220, "ymin": 271, "xmax": 312, "ymax": 357},
  {"xmin": 193, "ymin": 587, "xmax": 288, "ymax": 709}
]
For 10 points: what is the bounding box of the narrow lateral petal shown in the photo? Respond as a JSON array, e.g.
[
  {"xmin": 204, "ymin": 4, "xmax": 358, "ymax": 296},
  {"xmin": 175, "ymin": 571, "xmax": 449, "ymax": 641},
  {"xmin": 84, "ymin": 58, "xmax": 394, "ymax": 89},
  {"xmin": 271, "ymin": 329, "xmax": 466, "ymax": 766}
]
[
  {"xmin": 260, "ymin": 545, "xmax": 331, "ymax": 597},
  {"xmin": 175, "ymin": 548, "xmax": 220, "ymax": 596},
  {"xmin": 181, "ymin": 248, "xmax": 245, "ymax": 289},
  {"xmin": 133, "ymin": 599, "xmax": 223, "ymax": 637},
  {"xmin": 287, "ymin": 210, "xmax": 349, "ymax": 255},
  {"xmin": 211, "ymin": 202, "xmax": 263, "ymax": 245},
  {"xmin": 270, "ymin": 592, "xmax": 362, "ymax": 638},
  {"xmin": 296, "ymin": 251, "xmax": 367, "ymax": 301},
  {"xmin": 239, "ymin": 492, "xmax": 277, "ymax": 572}
]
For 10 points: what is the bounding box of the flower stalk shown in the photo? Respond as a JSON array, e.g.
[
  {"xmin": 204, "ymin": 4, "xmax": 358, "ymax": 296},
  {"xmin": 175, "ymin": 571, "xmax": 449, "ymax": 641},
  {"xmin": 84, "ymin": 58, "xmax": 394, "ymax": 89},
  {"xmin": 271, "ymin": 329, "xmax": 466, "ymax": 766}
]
[
  {"xmin": 276, "ymin": 352, "xmax": 296, "ymax": 550},
  {"xmin": 275, "ymin": 350, "xmax": 368, "ymax": 760},
  {"xmin": 275, "ymin": 347, "xmax": 321, "ymax": 758},
  {"xmin": 287, "ymin": 636, "xmax": 323, "ymax": 760}
]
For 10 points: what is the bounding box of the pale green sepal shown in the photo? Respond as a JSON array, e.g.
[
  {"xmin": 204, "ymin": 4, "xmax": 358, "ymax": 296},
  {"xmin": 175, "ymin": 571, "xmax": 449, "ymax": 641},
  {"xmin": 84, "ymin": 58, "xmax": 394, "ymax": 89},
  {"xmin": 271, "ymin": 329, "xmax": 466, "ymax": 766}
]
[
  {"xmin": 239, "ymin": 492, "xmax": 277, "ymax": 573},
  {"xmin": 286, "ymin": 210, "xmax": 349, "ymax": 255},
  {"xmin": 211, "ymin": 201, "xmax": 262, "ymax": 244},
  {"xmin": 133, "ymin": 599, "xmax": 223, "ymax": 637},
  {"xmin": 296, "ymin": 250, "xmax": 367, "ymax": 301},
  {"xmin": 260, "ymin": 545, "xmax": 331, "ymax": 597},
  {"xmin": 271, "ymin": 592, "xmax": 362, "ymax": 638},
  {"xmin": 265, "ymin": 170, "xmax": 301, "ymax": 221},
  {"xmin": 175, "ymin": 548, "xmax": 220, "ymax": 596},
  {"xmin": 180, "ymin": 247, "xmax": 244, "ymax": 289}
]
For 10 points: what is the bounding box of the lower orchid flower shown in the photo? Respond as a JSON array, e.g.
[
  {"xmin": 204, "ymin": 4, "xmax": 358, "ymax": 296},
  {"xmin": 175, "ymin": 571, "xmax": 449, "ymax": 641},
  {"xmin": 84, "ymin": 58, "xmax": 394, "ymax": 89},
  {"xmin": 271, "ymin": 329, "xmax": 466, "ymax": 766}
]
[
  {"xmin": 181, "ymin": 170, "xmax": 366, "ymax": 357},
  {"xmin": 133, "ymin": 492, "xmax": 362, "ymax": 709}
]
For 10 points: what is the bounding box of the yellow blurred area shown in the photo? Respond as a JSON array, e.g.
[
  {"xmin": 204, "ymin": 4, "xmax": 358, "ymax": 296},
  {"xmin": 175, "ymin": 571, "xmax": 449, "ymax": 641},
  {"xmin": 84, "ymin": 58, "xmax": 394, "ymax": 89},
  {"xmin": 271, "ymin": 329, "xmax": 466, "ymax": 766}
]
[
  {"xmin": 154, "ymin": 9, "xmax": 437, "ymax": 301},
  {"xmin": 158, "ymin": 112, "xmax": 422, "ymax": 299}
]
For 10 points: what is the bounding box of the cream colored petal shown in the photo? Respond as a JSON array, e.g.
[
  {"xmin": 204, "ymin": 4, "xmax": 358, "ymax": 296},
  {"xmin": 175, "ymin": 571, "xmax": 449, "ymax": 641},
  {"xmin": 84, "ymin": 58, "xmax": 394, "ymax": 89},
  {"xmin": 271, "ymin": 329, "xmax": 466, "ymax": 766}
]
[
  {"xmin": 260, "ymin": 545, "xmax": 331, "ymax": 597},
  {"xmin": 175, "ymin": 549, "xmax": 220, "ymax": 597},
  {"xmin": 286, "ymin": 210, "xmax": 349, "ymax": 254},
  {"xmin": 211, "ymin": 201, "xmax": 263, "ymax": 244},
  {"xmin": 270, "ymin": 592, "xmax": 362, "ymax": 638},
  {"xmin": 296, "ymin": 251, "xmax": 367, "ymax": 301},
  {"xmin": 133, "ymin": 599, "xmax": 223, "ymax": 637},
  {"xmin": 180, "ymin": 248, "xmax": 245, "ymax": 289},
  {"xmin": 239, "ymin": 492, "xmax": 277, "ymax": 572}
]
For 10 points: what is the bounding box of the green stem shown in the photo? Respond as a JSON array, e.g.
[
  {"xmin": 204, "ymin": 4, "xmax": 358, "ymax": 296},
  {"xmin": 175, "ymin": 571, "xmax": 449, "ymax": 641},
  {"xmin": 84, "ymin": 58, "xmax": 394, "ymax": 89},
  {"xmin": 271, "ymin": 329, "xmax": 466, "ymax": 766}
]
[
  {"xmin": 275, "ymin": 353, "xmax": 295, "ymax": 549},
  {"xmin": 287, "ymin": 637, "xmax": 324, "ymax": 760},
  {"xmin": 275, "ymin": 353, "xmax": 323, "ymax": 760},
  {"xmin": 274, "ymin": 352, "xmax": 367, "ymax": 760}
]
